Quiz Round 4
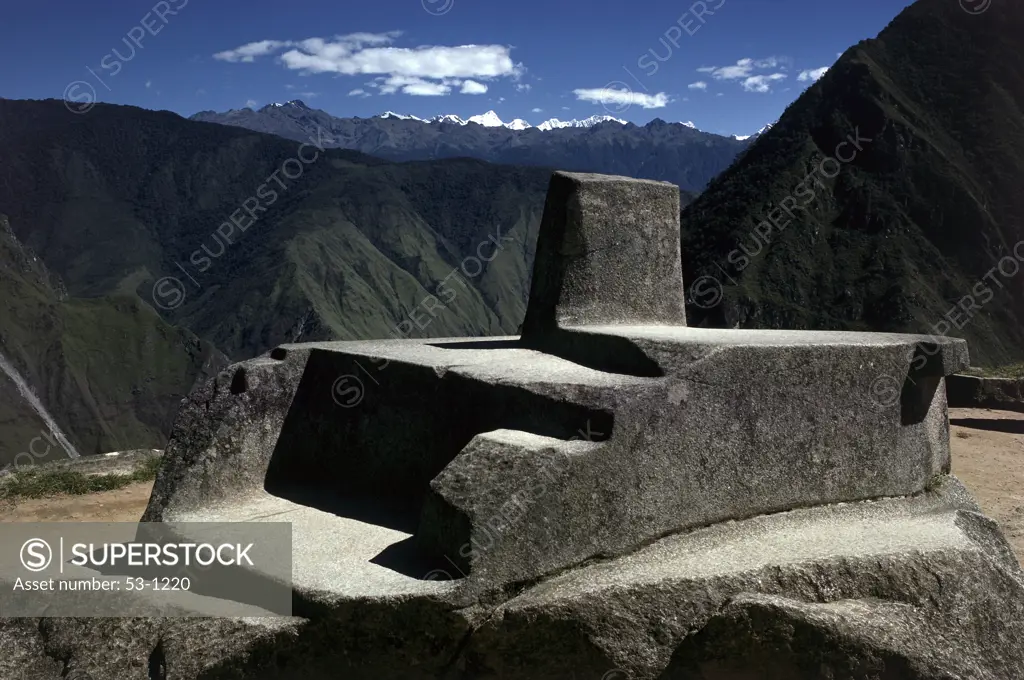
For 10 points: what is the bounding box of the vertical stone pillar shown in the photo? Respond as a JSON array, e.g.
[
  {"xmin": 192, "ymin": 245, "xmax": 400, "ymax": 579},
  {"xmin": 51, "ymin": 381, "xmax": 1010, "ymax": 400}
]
[{"xmin": 521, "ymin": 172, "xmax": 686, "ymax": 338}]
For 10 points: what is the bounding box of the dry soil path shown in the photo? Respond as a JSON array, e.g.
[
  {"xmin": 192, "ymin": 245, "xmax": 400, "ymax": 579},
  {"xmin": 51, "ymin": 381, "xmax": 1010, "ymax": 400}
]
[
  {"xmin": 0, "ymin": 480, "xmax": 153, "ymax": 522},
  {"xmin": 949, "ymin": 407, "xmax": 1024, "ymax": 564}
]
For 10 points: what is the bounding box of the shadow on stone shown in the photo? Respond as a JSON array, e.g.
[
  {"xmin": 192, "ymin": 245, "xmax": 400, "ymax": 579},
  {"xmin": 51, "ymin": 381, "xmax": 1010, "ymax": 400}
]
[
  {"xmin": 370, "ymin": 536, "xmax": 459, "ymax": 580},
  {"xmin": 522, "ymin": 328, "xmax": 665, "ymax": 377},
  {"xmin": 900, "ymin": 345, "xmax": 942, "ymax": 426},
  {"xmin": 267, "ymin": 486, "xmax": 422, "ymax": 533},
  {"xmin": 949, "ymin": 417, "xmax": 1024, "ymax": 435},
  {"xmin": 428, "ymin": 339, "xmax": 523, "ymax": 350},
  {"xmin": 261, "ymin": 346, "xmax": 614, "ymax": 580}
]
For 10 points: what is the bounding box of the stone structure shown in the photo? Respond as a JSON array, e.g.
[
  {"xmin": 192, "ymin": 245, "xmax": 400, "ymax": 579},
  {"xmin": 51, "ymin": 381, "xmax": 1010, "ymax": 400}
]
[
  {"xmin": 3, "ymin": 172, "xmax": 1023, "ymax": 679},
  {"xmin": 947, "ymin": 372, "xmax": 1024, "ymax": 413}
]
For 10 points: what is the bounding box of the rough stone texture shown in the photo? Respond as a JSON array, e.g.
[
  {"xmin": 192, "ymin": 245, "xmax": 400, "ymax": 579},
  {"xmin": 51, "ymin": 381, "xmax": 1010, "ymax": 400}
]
[
  {"xmin": 460, "ymin": 478, "xmax": 1024, "ymax": 680},
  {"xmin": 662, "ymin": 594, "xmax": 986, "ymax": 679},
  {"xmin": 5, "ymin": 478, "xmax": 1023, "ymax": 679},
  {"xmin": 521, "ymin": 171, "xmax": 685, "ymax": 334},
  {"xmin": 136, "ymin": 172, "xmax": 971, "ymax": 589},
  {"xmin": 3, "ymin": 171, "xmax": 1022, "ymax": 678},
  {"xmin": 947, "ymin": 373, "xmax": 1024, "ymax": 413},
  {"xmin": 142, "ymin": 352, "xmax": 311, "ymax": 522},
  {"xmin": 136, "ymin": 324, "xmax": 968, "ymax": 592},
  {"xmin": 417, "ymin": 429, "xmax": 602, "ymax": 582}
]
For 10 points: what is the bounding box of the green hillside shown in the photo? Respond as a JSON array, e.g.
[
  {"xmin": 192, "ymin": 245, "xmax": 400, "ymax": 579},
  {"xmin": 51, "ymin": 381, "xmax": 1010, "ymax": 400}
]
[
  {"xmin": 0, "ymin": 214, "xmax": 225, "ymax": 466},
  {"xmin": 0, "ymin": 100, "xmax": 549, "ymax": 360},
  {"xmin": 0, "ymin": 99, "xmax": 549, "ymax": 458}
]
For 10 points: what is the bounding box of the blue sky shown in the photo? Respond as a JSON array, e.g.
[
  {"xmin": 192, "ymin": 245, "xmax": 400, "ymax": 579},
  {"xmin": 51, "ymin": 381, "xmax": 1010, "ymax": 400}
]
[{"xmin": 2, "ymin": 0, "xmax": 914, "ymax": 137}]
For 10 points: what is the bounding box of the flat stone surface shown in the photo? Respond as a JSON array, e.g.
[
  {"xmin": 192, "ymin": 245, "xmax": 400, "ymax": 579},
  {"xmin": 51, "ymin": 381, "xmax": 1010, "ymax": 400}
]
[
  {"xmin": 501, "ymin": 486, "xmax": 972, "ymax": 595},
  {"xmin": 568, "ymin": 325, "xmax": 972, "ymax": 348},
  {"xmin": 167, "ymin": 493, "xmax": 454, "ymax": 603},
  {"xmin": 280, "ymin": 337, "xmax": 655, "ymax": 388}
]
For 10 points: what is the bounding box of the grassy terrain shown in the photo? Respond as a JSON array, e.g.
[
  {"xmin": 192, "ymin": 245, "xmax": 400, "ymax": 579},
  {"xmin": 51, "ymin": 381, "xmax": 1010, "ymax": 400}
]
[
  {"xmin": 0, "ymin": 455, "xmax": 161, "ymax": 500},
  {"xmin": 0, "ymin": 101, "xmax": 550, "ymax": 360},
  {"xmin": 972, "ymin": 364, "xmax": 1024, "ymax": 379}
]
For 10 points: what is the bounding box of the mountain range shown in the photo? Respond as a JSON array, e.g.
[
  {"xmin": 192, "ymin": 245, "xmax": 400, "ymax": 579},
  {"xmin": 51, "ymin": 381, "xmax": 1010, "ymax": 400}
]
[
  {"xmin": 0, "ymin": 98, "xmax": 552, "ymax": 464},
  {"xmin": 1, "ymin": 0, "xmax": 1022, "ymax": 461},
  {"xmin": 190, "ymin": 103, "xmax": 748, "ymax": 192},
  {"xmin": 373, "ymin": 109, "xmax": 631, "ymax": 131}
]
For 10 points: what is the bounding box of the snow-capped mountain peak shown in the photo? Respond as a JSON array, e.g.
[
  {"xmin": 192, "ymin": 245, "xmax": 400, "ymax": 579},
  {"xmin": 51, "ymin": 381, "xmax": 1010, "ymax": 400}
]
[
  {"xmin": 428, "ymin": 114, "xmax": 467, "ymax": 125},
  {"xmin": 467, "ymin": 110, "xmax": 505, "ymax": 127},
  {"xmin": 377, "ymin": 111, "xmax": 424, "ymax": 121},
  {"xmin": 369, "ymin": 110, "xmax": 631, "ymax": 132},
  {"xmin": 267, "ymin": 100, "xmax": 311, "ymax": 110},
  {"xmin": 536, "ymin": 115, "xmax": 627, "ymax": 131},
  {"xmin": 680, "ymin": 121, "xmax": 696, "ymax": 129},
  {"xmin": 734, "ymin": 121, "xmax": 775, "ymax": 141}
]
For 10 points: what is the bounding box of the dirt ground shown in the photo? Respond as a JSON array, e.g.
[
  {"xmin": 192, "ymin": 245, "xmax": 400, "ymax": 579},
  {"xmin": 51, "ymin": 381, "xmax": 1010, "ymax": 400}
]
[
  {"xmin": 949, "ymin": 407, "xmax": 1024, "ymax": 564},
  {"xmin": 0, "ymin": 480, "xmax": 154, "ymax": 522},
  {"xmin": 0, "ymin": 409, "xmax": 1021, "ymax": 564}
]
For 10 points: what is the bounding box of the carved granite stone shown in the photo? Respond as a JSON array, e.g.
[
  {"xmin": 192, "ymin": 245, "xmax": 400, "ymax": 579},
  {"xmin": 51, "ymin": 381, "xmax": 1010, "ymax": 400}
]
[{"xmin": 3, "ymin": 171, "xmax": 1021, "ymax": 680}]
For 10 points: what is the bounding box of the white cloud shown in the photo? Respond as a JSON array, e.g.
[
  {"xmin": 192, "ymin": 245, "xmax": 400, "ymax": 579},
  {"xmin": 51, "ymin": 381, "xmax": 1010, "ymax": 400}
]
[
  {"xmin": 798, "ymin": 67, "xmax": 829, "ymax": 82},
  {"xmin": 215, "ymin": 32, "xmax": 524, "ymax": 98},
  {"xmin": 516, "ymin": 83, "xmax": 531, "ymax": 92},
  {"xmin": 293, "ymin": 91, "xmax": 319, "ymax": 98},
  {"xmin": 348, "ymin": 88, "xmax": 367, "ymax": 96},
  {"xmin": 742, "ymin": 73, "xmax": 787, "ymax": 93},
  {"xmin": 698, "ymin": 57, "xmax": 785, "ymax": 81},
  {"xmin": 215, "ymin": 40, "xmax": 294, "ymax": 63},
  {"xmin": 531, "ymin": 107, "xmax": 543, "ymax": 113},
  {"xmin": 461, "ymin": 80, "xmax": 488, "ymax": 94},
  {"xmin": 688, "ymin": 81, "xmax": 708, "ymax": 91},
  {"xmin": 562, "ymin": 106, "xmax": 570, "ymax": 110},
  {"xmin": 405, "ymin": 81, "xmax": 450, "ymax": 96},
  {"xmin": 145, "ymin": 80, "xmax": 152, "ymax": 89},
  {"xmin": 573, "ymin": 87, "xmax": 670, "ymax": 109},
  {"xmin": 245, "ymin": 99, "xmax": 258, "ymax": 108},
  {"xmin": 376, "ymin": 75, "xmax": 451, "ymax": 96}
]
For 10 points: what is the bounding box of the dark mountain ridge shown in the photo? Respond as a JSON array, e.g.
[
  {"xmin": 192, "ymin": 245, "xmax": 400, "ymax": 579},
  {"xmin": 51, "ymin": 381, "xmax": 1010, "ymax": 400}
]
[
  {"xmin": 190, "ymin": 103, "xmax": 749, "ymax": 192},
  {"xmin": 681, "ymin": 0, "xmax": 1024, "ymax": 367}
]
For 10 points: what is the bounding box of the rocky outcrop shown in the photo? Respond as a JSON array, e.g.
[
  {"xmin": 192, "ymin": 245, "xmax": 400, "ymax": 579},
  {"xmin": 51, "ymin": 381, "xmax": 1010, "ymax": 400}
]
[
  {"xmin": 3, "ymin": 478, "xmax": 1023, "ymax": 679},
  {"xmin": 3, "ymin": 172, "xmax": 1022, "ymax": 679}
]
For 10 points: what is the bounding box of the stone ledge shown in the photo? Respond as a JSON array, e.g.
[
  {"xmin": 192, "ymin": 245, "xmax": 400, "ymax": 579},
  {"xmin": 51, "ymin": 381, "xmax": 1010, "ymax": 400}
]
[{"xmin": 947, "ymin": 373, "xmax": 1024, "ymax": 412}]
